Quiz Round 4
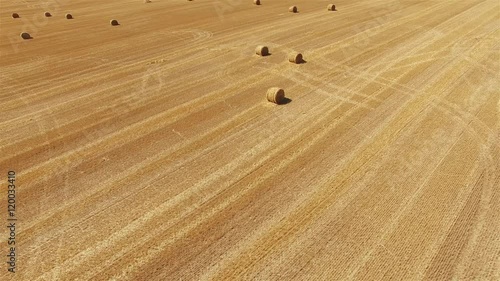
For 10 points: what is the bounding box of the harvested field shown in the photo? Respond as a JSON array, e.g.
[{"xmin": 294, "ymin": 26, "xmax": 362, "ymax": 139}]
[{"xmin": 0, "ymin": 0, "xmax": 499, "ymax": 280}]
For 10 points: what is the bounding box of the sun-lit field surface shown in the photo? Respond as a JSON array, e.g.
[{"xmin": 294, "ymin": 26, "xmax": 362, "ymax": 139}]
[{"xmin": 0, "ymin": 0, "xmax": 499, "ymax": 280}]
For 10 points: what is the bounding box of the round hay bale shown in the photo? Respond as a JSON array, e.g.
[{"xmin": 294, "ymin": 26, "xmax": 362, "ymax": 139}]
[
  {"xmin": 12, "ymin": 13, "xmax": 20, "ymax": 19},
  {"xmin": 110, "ymin": 19, "xmax": 119, "ymax": 26},
  {"xmin": 145, "ymin": 0, "xmax": 151, "ymax": 2},
  {"xmin": 328, "ymin": 4, "xmax": 336, "ymax": 11},
  {"xmin": 65, "ymin": 13, "xmax": 73, "ymax": 19},
  {"xmin": 20, "ymin": 32, "xmax": 31, "ymax": 39},
  {"xmin": 288, "ymin": 52, "xmax": 303, "ymax": 64},
  {"xmin": 44, "ymin": 11, "xmax": 51, "ymax": 17},
  {"xmin": 289, "ymin": 6, "xmax": 298, "ymax": 13},
  {"xmin": 255, "ymin": 45, "xmax": 269, "ymax": 56},
  {"xmin": 266, "ymin": 88, "xmax": 285, "ymax": 104},
  {"xmin": 254, "ymin": 0, "xmax": 261, "ymax": 5}
]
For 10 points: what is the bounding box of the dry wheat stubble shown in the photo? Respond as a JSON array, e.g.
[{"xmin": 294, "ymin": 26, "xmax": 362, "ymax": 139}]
[
  {"xmin": 305, "ymin": 25, "xmax": 498, "ymax": 194},
  {"xmin": 7, "ymin": 91, "xmax": 77, "ymax": 277},
  {"xmin": 6, "ymin": 1, "xmax": 499, "ymax": 278},
  {"xmin": 2, "ymin": 61, "xmax": 168, "ymax": 277}
]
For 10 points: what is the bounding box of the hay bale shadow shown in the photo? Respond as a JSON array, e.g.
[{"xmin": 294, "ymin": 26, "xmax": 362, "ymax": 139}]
[{"xmin": 279, "ymin": 97, "xmax": 292, "ymax": 105}]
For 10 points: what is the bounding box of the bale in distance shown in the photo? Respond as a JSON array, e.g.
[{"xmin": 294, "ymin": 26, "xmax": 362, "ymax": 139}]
[
  {"xmin": 110, "ymin": 19, "xmax": 119, "ymax": 26},
  {"xmin": 288, "ymin": 52, "xmax": 303, "ymax": 64},
  {"xmin": 255, "ymin": 45, "xmax": 269, "ymax": 56},
  {"xmin": 144, "ymin": 0, "xmax": 151, "ymax": 2},
  {"xmin": 289, "ymin": 6, "xmax": 298, "ymax": 13},
  {"xmin": 12, "ymin": 13, "xmax": 20, "ymax": 18},
  {"xmin": 267, "ymin": 88, "xmax": 285, "ymax": 104},
  {"xmin": 65, "ymin": 13, "xmax": 73, "ymax": 19},
  {"xmin": 20, "ymin": 32, "xmax": 31, "ymax": 39},
  {"xmin": 44, "ymin": 11, "xmax": 51, "ymax": 17},
  {"xmin": 254, "ymin": 0, "xmax": 261, "ymax": 5},
  {"xmin": 328, "ymin": 4, "xmax": 336, "ymax": 11}
]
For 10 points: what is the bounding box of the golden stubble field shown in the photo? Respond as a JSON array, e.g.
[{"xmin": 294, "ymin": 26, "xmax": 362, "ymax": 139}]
[{"xmin": 0, "ymin": 0, "xmax": 499, "ymax": 280}]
